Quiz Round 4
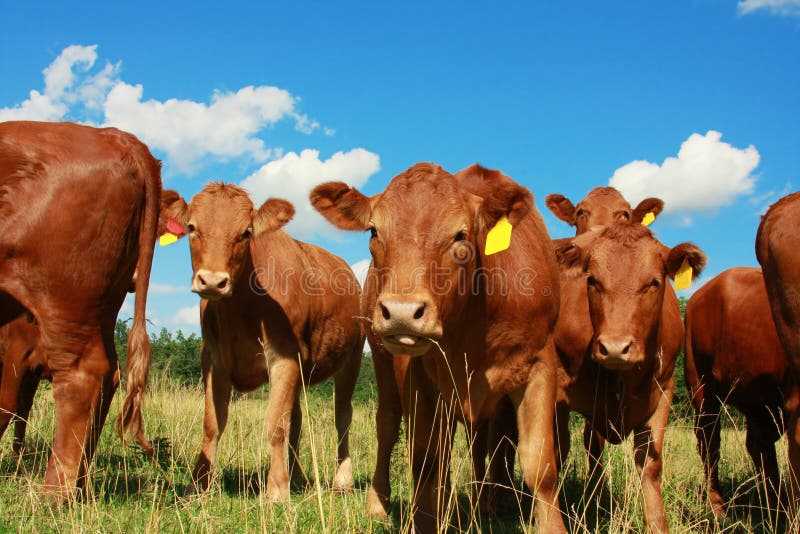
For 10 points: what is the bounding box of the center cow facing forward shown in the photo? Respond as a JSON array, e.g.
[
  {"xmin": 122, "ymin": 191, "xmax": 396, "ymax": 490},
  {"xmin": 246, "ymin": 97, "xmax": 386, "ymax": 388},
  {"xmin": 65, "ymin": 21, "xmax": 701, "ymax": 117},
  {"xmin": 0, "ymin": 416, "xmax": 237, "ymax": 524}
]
[
  {"xmin": 311, "ymin": 163, "xmax": 565, "ymax": 532},
  {"xmin": 160, "ymin": 184, "xmax": 364, "ymax": 500}
]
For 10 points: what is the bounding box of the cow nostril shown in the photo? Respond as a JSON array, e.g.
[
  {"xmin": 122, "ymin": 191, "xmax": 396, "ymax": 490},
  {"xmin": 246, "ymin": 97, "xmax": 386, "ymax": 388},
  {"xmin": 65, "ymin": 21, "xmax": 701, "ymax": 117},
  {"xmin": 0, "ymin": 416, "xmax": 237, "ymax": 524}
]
[
  {"xmin": 380, "ymin": 303, "xmax": 390, "ymax": 321},
  {"xmin": 599, "ymin": 342, "xmax": 608, "ymax": 356},
  {"xmin": 197, "ymin": 274, "xmax": 207, "ymax": 287},
  {"xmin": 217, "ymin": 277, "xmax": 228, "ymax": 290},
  {"xmin": 622, "ymin": 343, "xmax": 630, "ymax": 355},
  {"xmin": 413, "ymin": 303, "xmax": 425, "ymax": 320}
]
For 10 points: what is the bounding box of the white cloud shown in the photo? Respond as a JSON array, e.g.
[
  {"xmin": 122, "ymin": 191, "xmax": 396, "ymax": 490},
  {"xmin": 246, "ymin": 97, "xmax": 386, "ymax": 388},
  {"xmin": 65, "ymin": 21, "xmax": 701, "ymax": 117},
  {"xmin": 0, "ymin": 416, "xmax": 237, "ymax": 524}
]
[
  {"xmin": 608, "ymin": 131, "xmax": 760, "ymax": 224},
  {"xmin": 349, "ymin": 259, "xmax": 371, "ymax": 287},
  {"xmin": 172, "ymin": 305, "xmax": 200, "ymax": 326},
  {"xmin": 241, "ymin": 148, "xmax": 380, "ymax": 238},
  {"xmin": 0, "ymin": 44, "xmax": 331, "ymax": 174},
  {"xmin": 738, "ymin": 0, "xmax": 800, "ymax": 17}
]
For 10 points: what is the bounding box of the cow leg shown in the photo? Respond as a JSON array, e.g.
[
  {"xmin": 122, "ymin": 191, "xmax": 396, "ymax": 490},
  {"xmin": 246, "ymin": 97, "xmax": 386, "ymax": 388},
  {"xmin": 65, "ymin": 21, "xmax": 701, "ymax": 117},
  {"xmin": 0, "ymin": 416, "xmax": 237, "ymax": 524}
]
[
  {"xmin": 745, "ymin": 416, "xmax": 782, "ymax": 516},
  {"xmin": 632, "ymin": 380, "xmax": 673, "ymax": 534},
  {"xmin": 13, "ymin": 372, "xmax": 41, "ymax": 456},
  {"xmin": 694, "ymin": 391, "xmax": 725, "ymax": 516},
  {"xmin": 583, "ymin": 423, "xmax": 606, "ymax": 501},
  {"xmin": 554, "ymin": 403, "xmax": 571, "ymax": 470},
  {"xmin": 43, "ymin": 335, "xmax": 115, "ymax": 497},
  {"xmin": 407, "ymin": 384, "xmax": 456, "ymax": 533},
  {"xmin": 366, "ymin": 350, "xmax": 403, "ymax": 517},
  {"xmin": 332, "ymin": 349, "xmax": 361, "ymax": 492},
  {"xmin": 287, "ymin": 387, "xmax": 306, "ymax": 489},
  {"xmin": 511, "ymin": 348, "xmax": 567, "ymax": 534},
  {"xmin": 484, "ymin": 396, "xmax": 519, "ymax": 514},
  {"xmin": 0, "ymin": 356, "xmax": 25, "ymax": 442},
  {"xmin": 264, "ymin": 356, "xmax": 301, "ymax": 502},
  {"xmin": 189, "ymin": 345, "xmax": 233, "ymax": 494}
]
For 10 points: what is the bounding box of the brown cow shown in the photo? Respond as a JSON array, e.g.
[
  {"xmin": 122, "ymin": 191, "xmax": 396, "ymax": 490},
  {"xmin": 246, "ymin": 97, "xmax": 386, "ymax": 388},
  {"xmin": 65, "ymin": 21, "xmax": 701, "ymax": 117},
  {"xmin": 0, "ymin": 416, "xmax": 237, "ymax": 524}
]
[
  {"xmin": 554, "ymin": 224, "xmax": 705, "ymax": 534},
  {"xmin": 0, "ymin": 189, "xmax": 184, "ymax": 457},
  {"xmin": 0, "ymin": 121, "xmax": 160, "ymax": 495},
  {"xmin": 545, "ymin": 186, "xmax": 664, "ymax": 233},
  {"xmin": 757, "ymin": 191, "xmax": 800, "ymax": 503},
  {"xmin": 684, "ymin": 267, "xmax": 794, "ymax": 516},
  {"xmin": 159, "ymin": 184, "xmax": 364, "ymax": 500},
  {"xmin": 544, "ymin": 187, "xmax": 680, "ymax": 493},
  {"xmin": 0, "ymin": 314, "xmax": 44, "ymax": 456},
  {"xmin": 311, "ymin": 163, "xmax": 565, "ymax": 533}
]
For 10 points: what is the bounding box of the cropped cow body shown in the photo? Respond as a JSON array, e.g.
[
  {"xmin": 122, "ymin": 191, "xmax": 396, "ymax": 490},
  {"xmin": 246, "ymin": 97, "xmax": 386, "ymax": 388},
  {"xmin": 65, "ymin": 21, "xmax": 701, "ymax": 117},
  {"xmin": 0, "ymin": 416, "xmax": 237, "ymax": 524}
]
[
  {"xmin": 312, "ymin": 163, "xmax": 565, "ymax": 533},
  {"xmin": 0, "ymin": 121, "xmax": 160, "ymax": 495},
  {"xmin": 161, "ymin": 184, "xmax": 364, "ymax": 500},
  {"xmin": 553, "ymin": 224, "xmax": 705, "ymax": 534},
  {"xmin": 757, "ymin": 191, "xmax": 800, "ymax": 503},
  {"xmin": 684, "ymin": 267, "xmax": 794, "ymax": 515}
]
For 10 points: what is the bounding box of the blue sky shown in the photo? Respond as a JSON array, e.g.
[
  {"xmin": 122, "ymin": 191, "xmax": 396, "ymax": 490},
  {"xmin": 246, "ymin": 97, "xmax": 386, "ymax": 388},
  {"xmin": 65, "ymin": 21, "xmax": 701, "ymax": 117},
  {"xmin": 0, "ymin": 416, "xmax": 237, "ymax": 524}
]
[{"xmin": 1, "ymin": 1, "xmax": 798, "ymax": 333}]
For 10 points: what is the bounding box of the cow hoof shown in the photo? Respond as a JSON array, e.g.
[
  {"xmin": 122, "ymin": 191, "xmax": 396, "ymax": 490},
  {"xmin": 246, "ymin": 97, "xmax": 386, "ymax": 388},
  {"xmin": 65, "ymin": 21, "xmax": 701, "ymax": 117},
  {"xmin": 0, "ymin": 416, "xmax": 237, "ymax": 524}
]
[
  {"xmin": 365, "ymin": 486, "xmax": 390, "ymax": 518},
  {"xmin": 266, "ymin": 482, "xmax": 290, "ymax": 503},
  {"xmin": 710, "ymin": 500, "xmax": 727, "ymax": 518},
  {"xmin": 332, "ymin": 458, "xmax": 354, "ymax": 493}
]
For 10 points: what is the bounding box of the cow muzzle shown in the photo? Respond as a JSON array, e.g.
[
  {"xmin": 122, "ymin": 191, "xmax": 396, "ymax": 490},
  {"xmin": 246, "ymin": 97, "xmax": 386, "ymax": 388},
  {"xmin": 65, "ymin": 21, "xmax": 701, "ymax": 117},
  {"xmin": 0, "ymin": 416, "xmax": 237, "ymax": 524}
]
[
  {"xmin": 192, "ymin": 269, "xmax": 233, "ymax": 299},
  {"xmin": 592, "ymin": 334, "xmax": 643, "ymax": 370},
  {"xmin": 373, "ymin": 294, "xmax": 443, "ymax": 357}
]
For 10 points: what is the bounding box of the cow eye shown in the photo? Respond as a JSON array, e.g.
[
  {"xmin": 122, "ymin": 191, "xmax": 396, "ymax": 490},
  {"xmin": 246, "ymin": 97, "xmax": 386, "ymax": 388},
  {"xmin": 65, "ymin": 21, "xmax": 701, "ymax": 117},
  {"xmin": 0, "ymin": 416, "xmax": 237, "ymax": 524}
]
[
  {"xmin": 186, "ymin": 223, "xmax": 197, "ymax": 233},
  {"xmin": 587, "ymin": 275, "xmax": 601, "ymax": 291},
  {"xmin": 241, "ymin": 228, "xmax": 252, "ymax": 240},
  {"xmin": 576, "ymin": 209, "xmax": 584, "ymax": 217},
  {"xmin": 649, "ymin": 278, "xmax": 661, "ymax": 289},
  {"xmin": 454, "ymin": 230, "xmax": 467, "ymax": 242},
  {"xmin": 369, "ymin": 226, "xmax": 378, "ymax": 239},
  {"xmin": 622, "ymin": 211, "xmax": 631, "ymax": 221}
]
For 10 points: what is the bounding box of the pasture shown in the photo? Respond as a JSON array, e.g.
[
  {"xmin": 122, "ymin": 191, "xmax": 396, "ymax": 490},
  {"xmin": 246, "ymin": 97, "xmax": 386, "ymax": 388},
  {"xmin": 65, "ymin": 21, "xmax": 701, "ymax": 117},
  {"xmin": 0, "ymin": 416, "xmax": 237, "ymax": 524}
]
[{"xmin": 0, "ymin": 356, "xmax": 794, "ymax": 533}]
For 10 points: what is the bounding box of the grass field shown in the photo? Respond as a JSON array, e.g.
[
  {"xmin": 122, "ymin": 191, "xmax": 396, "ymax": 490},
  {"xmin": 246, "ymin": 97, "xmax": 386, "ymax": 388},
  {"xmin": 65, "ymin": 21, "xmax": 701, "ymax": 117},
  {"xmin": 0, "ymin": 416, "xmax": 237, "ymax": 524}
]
[{"xmin": 0, "ymin": 357, "xmax": 795, "ymax": 533}]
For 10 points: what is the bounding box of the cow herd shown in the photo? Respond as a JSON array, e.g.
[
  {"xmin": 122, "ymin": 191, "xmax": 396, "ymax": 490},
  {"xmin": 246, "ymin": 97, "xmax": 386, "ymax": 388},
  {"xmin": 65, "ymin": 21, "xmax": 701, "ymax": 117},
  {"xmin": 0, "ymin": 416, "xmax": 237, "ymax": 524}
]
[{"xmin": 0, "ymin": 120, "xmax": 798, "ymax": 533}]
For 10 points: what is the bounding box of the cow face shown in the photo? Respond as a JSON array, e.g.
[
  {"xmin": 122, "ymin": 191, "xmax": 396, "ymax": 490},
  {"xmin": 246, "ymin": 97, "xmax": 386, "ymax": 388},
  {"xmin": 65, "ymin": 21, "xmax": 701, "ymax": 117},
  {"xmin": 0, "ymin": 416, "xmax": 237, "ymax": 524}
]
[
  {"xmin": 558, "ymin": 224, "xmax": 705, "ymax": 370},
  {"xmin": 311, "ymin": 163, "xmax": 532, "ymax": 357},
  {"xmin": 159, "ymin": 185, "xmax": 294, "ymax": 300},
  {"xmin": 546, "ymin": 187, "xmax": 664, "ymax": 234}
]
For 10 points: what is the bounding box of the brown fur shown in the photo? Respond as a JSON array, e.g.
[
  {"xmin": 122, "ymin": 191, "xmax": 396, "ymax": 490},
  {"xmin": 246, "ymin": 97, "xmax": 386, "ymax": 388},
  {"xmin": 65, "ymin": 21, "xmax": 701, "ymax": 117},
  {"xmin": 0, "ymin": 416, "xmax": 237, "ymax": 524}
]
[
  {"xmin": 0, "ymin": 121, "xmax": 160, "ymax": 496},
  {"xmin": 551, "ymin": 223, "xmax": 704, "ymax": 533},
  {"xmin": 161, "ymin": 184, "xmax": 364, "ymax": 500},
  {"xmin": 685, "ymin": 267, "xmax": 795, "ymax": 516},
  {"xmin": 311, "ymin": 163, "xmax": 565, "ymax": 533},
  {"xmin": 756, "ymin": 191, "xmax": 800, "ymax": 505}
]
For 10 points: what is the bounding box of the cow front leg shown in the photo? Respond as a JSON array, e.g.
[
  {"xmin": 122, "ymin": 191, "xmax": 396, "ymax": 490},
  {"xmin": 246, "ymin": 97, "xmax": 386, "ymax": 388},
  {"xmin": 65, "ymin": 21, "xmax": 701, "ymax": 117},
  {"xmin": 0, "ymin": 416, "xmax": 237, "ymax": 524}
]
[
  {"xmin": 633, "ymin": 380, "xmax": 673, "ymax": 534},
  {"xmin": 366, "ymin": 350, "xmax": 403, "ymax": 517},
  {"xmin": 511, "ymin": 352, "xmax": 567, "ymax": 534},
  {"xmin": 288, "ymin": 387, "xmax": 306, "ymax": 489},
  {"xmin": 12, "ymin": 372, "xmax": 41, "ymax": 457},
  {"xmin": 745, "ymin": 417, "xmax": 782, "ymax": 518},
  {"xmin": 189, "ymin": 346, "xmax": 233, "ymax": 494},
  {"xmin": 264, "ymin": 356, "xmax": 301, "ymax": 502},
  {"xmin": 332, "ymin": 348, "xmax": 361, "ymax": 492},
  {"xmin": 693, "ymin": 389, "xmax": 724, "ymax": 516}
]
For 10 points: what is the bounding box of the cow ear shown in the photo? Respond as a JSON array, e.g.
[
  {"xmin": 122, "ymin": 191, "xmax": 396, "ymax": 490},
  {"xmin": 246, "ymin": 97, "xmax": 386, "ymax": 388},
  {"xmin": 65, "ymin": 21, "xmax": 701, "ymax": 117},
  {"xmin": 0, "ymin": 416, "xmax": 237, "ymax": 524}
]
[
  {"xmin": 545, "ymin": 194, "xmax": 577, "ymax": 225},
  {"xmin": 480, "ymin": 181, "xmax": 534, "ymax": 230},
  {"xmin": 631, "ymin": 197, "xmax": 664, "ymax": 225},
  {"xmin": 665, "ymin": 242, "xmax": 707, "ymax": 280},
  {"xmin": 253, "ymin": 198, "xmax": 295, "ymax": 236},
  {"xmin": 310, "ymin": 182, "xmax": 374, "ymax": 231},
  {"xmin": 159, "ymin": 190, "xmax": 189, "ymax": 238}
]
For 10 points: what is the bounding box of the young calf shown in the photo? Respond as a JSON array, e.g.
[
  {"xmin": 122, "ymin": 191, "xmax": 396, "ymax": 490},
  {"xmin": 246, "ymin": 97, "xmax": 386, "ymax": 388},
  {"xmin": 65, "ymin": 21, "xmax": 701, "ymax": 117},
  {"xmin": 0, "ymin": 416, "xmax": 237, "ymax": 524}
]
[
  {"xmin": 685, "ymin": 267, "xmax": 794, "ymax": 516},
  {"xmin": 554, "ymin": 224, "xmax": 705, "ymax": 534},
  {"xmin": 312, "ymin": 163, "xmax": 565, "ymax": 533},
  {"xmin": 161, "ymin": 184, "xmax": 364, "ymax": 500}
]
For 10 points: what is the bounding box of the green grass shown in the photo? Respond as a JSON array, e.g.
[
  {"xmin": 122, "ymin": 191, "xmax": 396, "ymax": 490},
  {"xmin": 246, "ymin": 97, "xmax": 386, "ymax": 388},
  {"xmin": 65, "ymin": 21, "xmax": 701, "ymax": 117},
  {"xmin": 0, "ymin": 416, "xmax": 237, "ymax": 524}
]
[{"xmin": 0, "ymin": 357, "xmax": 795, "ymax": 533}]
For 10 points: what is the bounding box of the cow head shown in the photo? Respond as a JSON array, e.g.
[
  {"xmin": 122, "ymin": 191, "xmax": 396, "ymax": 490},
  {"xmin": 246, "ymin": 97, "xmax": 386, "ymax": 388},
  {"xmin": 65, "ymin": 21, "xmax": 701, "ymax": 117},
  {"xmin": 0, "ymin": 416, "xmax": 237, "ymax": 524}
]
[
  {"xmin": 557, "ymin": 223, "xmax": 705, "ymax": 370},
  {"xmin": 159, "ymin": 184, "xmax": 294, "ymax": 299},
  {"xmin": 311, "ymin": 163, "xmax": 532, "ymax": 357},
  {"xmin": 546, "ymin": 187, "xmax": 664, "ymax": 234}
]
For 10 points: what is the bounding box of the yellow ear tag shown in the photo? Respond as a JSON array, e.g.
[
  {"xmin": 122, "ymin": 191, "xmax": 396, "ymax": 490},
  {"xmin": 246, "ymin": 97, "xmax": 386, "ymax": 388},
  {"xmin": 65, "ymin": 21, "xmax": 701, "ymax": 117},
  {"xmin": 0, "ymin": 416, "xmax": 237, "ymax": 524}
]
[
  {"xmin": 641, "ymin": 212, "xmax": 655, "ymax": 227},
  {"xmin": 485, "ymin": 216, "xmax": 513, "ymax": 255},
  {"xmin": 673, "ymin": 257, "xmax": 693, "ymax": 291},
  {"xmin": 159, "ymin": 232, "xmax": 179, "ymax": 246}
]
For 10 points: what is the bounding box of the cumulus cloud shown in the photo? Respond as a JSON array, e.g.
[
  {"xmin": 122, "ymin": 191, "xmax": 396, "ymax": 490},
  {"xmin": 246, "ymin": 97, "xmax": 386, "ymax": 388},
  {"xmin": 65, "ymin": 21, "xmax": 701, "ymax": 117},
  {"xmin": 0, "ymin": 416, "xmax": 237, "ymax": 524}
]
[
  {"xmin": 150, "ymin": 283, "xmax": 187, "ymax": 295},
  {"xmin": 172, "ymin": 305, "xmax": 200, "ymax": 326},
  {"xmin": 609, "ymin": 131, "xmax": 760, "ymax": 224},
  {"xmin": 240, "ymin": 148, "xmax": 381, "ymax": 238},
  {"xmin": 0, "ymin": 44, "xmax": 329, "ymax": 174},
  {"xmin": 738, "ymin": 0, "xmax": 800, "ymax": 17}
]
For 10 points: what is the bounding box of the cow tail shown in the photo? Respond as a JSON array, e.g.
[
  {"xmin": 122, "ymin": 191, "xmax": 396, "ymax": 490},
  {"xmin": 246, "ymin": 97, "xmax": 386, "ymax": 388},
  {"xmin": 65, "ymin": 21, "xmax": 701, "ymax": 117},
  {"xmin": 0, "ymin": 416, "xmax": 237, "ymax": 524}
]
[{"xmin": 117, "ymin": 157, "xmax": 161, "ymax": 457}]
